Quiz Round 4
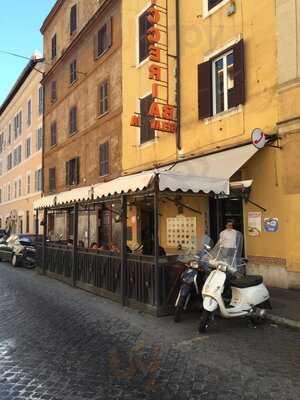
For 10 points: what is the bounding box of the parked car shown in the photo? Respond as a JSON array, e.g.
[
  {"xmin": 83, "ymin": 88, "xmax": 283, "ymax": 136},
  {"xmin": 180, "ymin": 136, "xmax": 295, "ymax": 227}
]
[{"xmin": 0, "ymin": 234, "xmax": 42, "ymax": 268}]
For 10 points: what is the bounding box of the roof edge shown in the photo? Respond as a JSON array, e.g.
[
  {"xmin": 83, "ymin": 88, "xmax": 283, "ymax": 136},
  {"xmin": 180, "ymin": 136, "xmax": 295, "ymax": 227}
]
[
  {"xmin": 0, "ymin": 58, "xmax": 44, "ymax": 116},
  {"xmin": 40, "ymin": 0, "xmax": 64, "ymax": 34}
]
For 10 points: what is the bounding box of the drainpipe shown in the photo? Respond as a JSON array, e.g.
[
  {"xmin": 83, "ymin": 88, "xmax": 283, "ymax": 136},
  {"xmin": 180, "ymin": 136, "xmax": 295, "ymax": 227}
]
[{"xmin": 175, "ymin": 0, "xmax": 181, "ymax": 151}]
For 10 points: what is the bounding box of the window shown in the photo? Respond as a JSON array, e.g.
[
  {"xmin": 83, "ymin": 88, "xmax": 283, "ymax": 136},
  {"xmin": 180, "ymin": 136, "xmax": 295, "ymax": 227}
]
[
  {"xmin": 208, "ymin": 0, "xmax": 224, "ymax": 10},
  {"xmin": 95, "ymin": 18, "xmax": 112, "ymax": 59},
  {"xmin": 198, "ymin": 39, "xmax": 245, "ymax": 119},
  {"xmin": 26, "ymin": 137, "xmax": 31, "ymax": 158},
  {"xmin": 0, "ymin": 188, "xmax": 2, "ymax": 204},
  {"xmin": 26, "ymin": 211, "xmax": 30, "ymax": 233},
  {"xmin": 140, "ymin": 94, "xmax": 155, "ymax": 144},
  {"xmin": 51, "ymin": 80, "xmax": 57, "ymax": 103},
  {"xmin": 70, "ymin": 4, "xmax": 77, "ymax": 35},
  {"xmin": 52, "ymin": 33, "xmax": 57, "ymax": 59},
  {"xmin": 38, "ymin": 87, "xmax": 44, "ymax": 115},
  {"xmin": 49, "ymin": 167, "xmax": 56, "ymax": 192},
  {"xmin": 0, "ymin": 162, "xmax": 2, "ymax": 176},
  {"xmin": 70, "ymin": 59, "xmax": 77, "ymax": 84},
  {"xmin": 36, "ymin": 127, "xmax": 43, "ymax": 151},
  {"xmin": 18, "ymin": 178, "xmax": 22, "ymax": 197},
  {"xmin": 14, "ymin": 180, "xmax": 17, "ymax": 199},
  {"xmin": 0, "ymin": 132, "xmax": 3, "ymax": 153},
  {"xmin": 13, "ymin": 145, "xmax": 22, "ymax": 166},
  {"xmin": 27, "ymin": 99, "xmax": 32, "ymax": 126},
  {"xmin": 69, "ymin": 106, "xmax": 77, "ymax": 134},
  {"xmin": 50, "ymin": 121, "xmax": 57, "ymax": 147},
  {"xmin": 8, "ymin": 183, "xmax": 11, "ymax": 201},
  {"xmin": 99, "ymin": 81, "xmax": 109, "ymax": 116},
  {"xmin": 99, "ymin": 141, "xmax": 109, "ymax": 176},
  {"xmin": 27, "ymin": 173, "xmax": 31, "ymax": 194},
  {"xmin": 35, "ymin": 168, "xmax": 42, "ymax": 192},
  {"xmin": 66, "ymin": 157, "xmax": 80, "ymax": 186},
  {"xmin": 13, "ymin": 111, "xmax": 22, "ymax": 138},
  {"xmin": 139, "ymin": 10, "xmax": 151, "ymax": 63},
  {"xmin": 8, "ymin": 124, "xmax": 11, "ymax": 145},
  {"xmin": 7, "ymin": 153, "xmax": 12, "ymax": 171}
]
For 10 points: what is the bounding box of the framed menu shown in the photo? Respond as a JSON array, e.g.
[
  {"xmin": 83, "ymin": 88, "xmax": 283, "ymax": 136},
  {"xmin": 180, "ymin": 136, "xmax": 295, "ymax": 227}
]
[{"xmin": 167, "ymin": 215, "xmax": 197, "ymax": 250}]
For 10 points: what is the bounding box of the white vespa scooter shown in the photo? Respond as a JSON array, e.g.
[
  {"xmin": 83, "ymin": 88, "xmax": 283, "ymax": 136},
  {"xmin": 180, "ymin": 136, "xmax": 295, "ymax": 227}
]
[{"xmin": 198, "ymin": 233, "xmax": 271, "ymax": 333}]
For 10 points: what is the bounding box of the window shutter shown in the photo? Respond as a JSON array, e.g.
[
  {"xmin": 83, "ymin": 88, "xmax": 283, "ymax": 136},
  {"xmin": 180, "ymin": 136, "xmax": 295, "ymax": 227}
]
[
  {"xmin": 75, "ymin": 157, "xmax": 80, "ymax": 184},
  {"xmin": 198, "ymin": 61, "xmax": 212, "ymax": 119},
  {"xmin": 231, "ymin": 39, "xmax": 245, "ymax": 108},
  {"xmin": 140, "ymin": 95, "xmax": 154, "ymax": 144},
  {"xmin": 107, "ymin": 17, "xmax": 112, "ymax": 48},
  {"xmin": 66, "ymin": 161, "xmax": 69, "ymax": 185}
]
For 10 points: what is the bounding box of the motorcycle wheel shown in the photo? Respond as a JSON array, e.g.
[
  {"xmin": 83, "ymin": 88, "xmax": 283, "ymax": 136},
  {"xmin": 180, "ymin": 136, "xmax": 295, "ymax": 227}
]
[
  {"xmin": 198, "ymin": 310, "xmax": 211, "ymax": 333},
  {"xmin": 174, "ymin": 296, "xmax": 185, "ymax": 323}
]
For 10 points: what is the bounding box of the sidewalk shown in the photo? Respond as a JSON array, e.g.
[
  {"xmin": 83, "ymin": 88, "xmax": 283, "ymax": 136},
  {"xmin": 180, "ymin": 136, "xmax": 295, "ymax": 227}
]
[{"xmin": 267, "ymin": 287, "xmax": 300, "ymax": 329}]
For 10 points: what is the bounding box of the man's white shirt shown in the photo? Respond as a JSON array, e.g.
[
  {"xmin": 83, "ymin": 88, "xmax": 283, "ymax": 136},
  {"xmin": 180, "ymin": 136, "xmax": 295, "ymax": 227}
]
[{"xmin": 219, "ymin": 229, "xmax": 237, "ymax": 248}]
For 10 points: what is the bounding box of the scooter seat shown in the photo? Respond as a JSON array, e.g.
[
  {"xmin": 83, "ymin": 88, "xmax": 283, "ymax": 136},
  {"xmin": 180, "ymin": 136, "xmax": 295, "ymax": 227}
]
[{"xmin": 231, "ymin": 275, "xmax": 263, "ymax": 289}]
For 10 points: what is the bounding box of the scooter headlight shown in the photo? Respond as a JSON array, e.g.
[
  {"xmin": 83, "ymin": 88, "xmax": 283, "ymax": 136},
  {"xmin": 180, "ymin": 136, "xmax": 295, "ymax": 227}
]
[
  {"xmin": 189, "ymin": 261, "xmax": 199, "ymax": 269},
  {"xmin": 218, "ymin": 263, "xmax": 227, "ymax": 272}
]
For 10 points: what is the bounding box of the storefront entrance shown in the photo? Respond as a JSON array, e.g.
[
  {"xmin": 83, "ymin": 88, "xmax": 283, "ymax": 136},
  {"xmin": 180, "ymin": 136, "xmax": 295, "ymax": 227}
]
[{"xmin": 209, "ymin": 196, "xmax": 244, "ymax": 245}]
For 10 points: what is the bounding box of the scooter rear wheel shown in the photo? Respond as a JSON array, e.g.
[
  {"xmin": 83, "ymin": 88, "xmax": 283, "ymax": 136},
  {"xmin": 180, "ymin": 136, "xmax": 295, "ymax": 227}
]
[
  {"xmin": 174, "ymin": 296, "xmax": 185, "ymax": 323},
  {"xmin": 198, "ymin": 310, "xmax": 211, "ymax": 333}
]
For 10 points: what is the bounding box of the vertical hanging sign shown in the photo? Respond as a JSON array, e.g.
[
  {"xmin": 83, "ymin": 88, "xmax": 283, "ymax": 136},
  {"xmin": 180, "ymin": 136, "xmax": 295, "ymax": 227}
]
[{"xmin": 130, "ymin": 0, "xmax": 177, "ymax": 134}]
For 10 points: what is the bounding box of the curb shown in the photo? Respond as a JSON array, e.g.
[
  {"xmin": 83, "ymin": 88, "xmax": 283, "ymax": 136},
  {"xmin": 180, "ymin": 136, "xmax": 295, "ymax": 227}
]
[{"xmin": 266, "ymin": 313, "xmax": 300, "ymax": 330}]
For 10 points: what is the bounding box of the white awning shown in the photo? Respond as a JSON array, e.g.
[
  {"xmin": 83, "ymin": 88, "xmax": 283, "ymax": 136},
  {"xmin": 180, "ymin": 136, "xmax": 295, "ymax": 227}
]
[
  {"xmin": 55, "ymin": 185, "xmax": 91, "ymax": 205},
  {"xmin": 33, "ymin": 195, "xmax": 56, "ymax": 210},
  {"xmin": 33, "ymin": 144, "xmax": 258, "ymax": 209},
  {"xmin": 158, "ymin": 144, "xmax": 258, "ymax": 194}
]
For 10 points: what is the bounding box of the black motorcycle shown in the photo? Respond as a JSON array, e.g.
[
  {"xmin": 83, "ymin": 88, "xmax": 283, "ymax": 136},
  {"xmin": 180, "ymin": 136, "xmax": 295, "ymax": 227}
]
[{"xmin": 174, "ymin": 258, "xmax": 207, "ymax": 323}]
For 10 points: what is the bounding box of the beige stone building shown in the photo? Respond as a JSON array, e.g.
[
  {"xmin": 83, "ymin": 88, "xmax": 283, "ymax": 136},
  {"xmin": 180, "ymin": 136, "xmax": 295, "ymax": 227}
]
[
  {"xmin": 40, "ymin": 0, "xmax": 122, "ymax": 246},
  {"xmin": 0, "ymin": 57, "xmax": 44, "ymax": 235}
]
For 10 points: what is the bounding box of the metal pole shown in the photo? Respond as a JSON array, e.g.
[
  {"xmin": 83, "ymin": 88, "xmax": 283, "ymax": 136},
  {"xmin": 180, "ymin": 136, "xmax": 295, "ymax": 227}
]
[
  {"xmin": 42, "ymin": 208, "xmax": 47, "ymax": 275},
  {"xmin": 35, "ymin": 209, "xmax": 39, "ymax": 240},
  {"xmin": 154, "ymin": 181, "xmax": 160, "ymax": 308},
  {"xmin": 72, "ymin": 203, "xmax": 78, "ymax": 287},
  {"xmin": 120, "ymin": 195, "xmax": 127, "ymax": 306}
]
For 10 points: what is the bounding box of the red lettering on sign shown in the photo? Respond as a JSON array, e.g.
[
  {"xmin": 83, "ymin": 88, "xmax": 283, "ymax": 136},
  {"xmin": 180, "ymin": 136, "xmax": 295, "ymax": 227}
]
[
  {"xmin": 147, "ymin": 7, "xmax": 160, "ymax": 24},
  {"xmin": 162, "ymin": 105, "xmax": 175, "ymax": 120},
  {"xmin": 130, "ymin": 115, "xmax": 141, "ymax": 127},
  {"xmin": 149, "ymin": 45, "xmax": 161, "ymax": 62},
  {"xmin": 149, "ymin": 64, "xmax": 161, "ymax": 81},
  {"xmin": 147, "ymin": 27, "xmax": 161, "ymax": 44},
  {"xmin": 150, "ymin": 119, "xmax": 161, "ymax": 130},
  {"xmin": 148, "ymin": 102, "xmax": 161, "ymax": 118},
  {"xmin": 152, "ymin": 83, "xmax": 158, "ymax": 99}
]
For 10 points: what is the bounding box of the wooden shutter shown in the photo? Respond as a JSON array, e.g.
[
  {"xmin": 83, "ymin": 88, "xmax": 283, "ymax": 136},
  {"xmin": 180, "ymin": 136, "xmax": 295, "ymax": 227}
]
[
  {"xmin": 100, "ymin": 142, "xmax": 109, "ymax": 176},
  {"xmin": 140, "ymin": 95, "xmax": 154, "ymax": 144},
  {"xmin": 198, "ymin": 61, "xmax": 213, "ymax": 119},
  {"xmin": 139, "ymin": 11, "xmax": 150, "ymax": 63},
  {"xmin": 66, "ymin": 161, "xmax": 69, "ymax": 185},
  {"xmin": 70, "ymin": 5, "xmax": 77, "ymax": 34},
  {"xmin": 75, "ymin": 157, "xmax": 80, "ymax": 184},
  {"xmin": 93, "ymin": 32, "xmax": 98, "ymax": 59},
  {"xmin": 231, "ymin": 39, "xmax": 245, "ymax": 108},
  {"xmin": 107, "ymin": 17, "xmax": 112, "ymax": 48}
]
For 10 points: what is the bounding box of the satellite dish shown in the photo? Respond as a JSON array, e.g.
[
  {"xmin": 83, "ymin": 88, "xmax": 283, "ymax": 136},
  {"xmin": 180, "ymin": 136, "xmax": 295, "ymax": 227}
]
[{"xmin": 251, "ymin": 128, "xmax": 267, "ymax": 149}]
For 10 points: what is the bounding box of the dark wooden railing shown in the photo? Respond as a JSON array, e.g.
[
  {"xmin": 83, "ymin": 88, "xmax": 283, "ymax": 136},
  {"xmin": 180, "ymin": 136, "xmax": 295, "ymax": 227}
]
[{"xmin": 36, "ymin": 243, "xmax": 184, "ymax": 314}]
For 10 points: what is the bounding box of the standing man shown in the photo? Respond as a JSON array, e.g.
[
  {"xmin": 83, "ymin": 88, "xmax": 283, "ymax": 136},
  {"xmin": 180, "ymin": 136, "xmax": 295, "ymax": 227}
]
[
  {"xmin": 219, "ymin": 220, "xmax": 244, "ymax": 274},
  {"xmin": 219, "ymin": 220, "xmax": 237, "ymax": 250}
]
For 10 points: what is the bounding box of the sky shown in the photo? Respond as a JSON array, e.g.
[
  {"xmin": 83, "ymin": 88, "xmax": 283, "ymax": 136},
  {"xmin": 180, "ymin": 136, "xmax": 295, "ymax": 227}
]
[{"xmin": 0, "ymin": 0, "xmax": 56, "ymax": 105}]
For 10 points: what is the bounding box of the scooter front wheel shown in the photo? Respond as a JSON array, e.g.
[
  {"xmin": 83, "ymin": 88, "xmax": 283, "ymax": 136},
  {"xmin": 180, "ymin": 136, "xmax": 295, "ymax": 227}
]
[
  {"xmin": 174, "ymin": 296, "xmax": 185, "ymax": 323},
  {"xmin": 198, "ymin": 310, "xmax": 211, "ymax": 333}
]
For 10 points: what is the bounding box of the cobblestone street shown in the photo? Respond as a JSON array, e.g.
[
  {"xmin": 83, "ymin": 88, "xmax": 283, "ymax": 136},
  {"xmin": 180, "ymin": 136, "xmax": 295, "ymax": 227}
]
[{"xmin": 0, "ymin": 262, "xmax": 299, "ymax": 400}]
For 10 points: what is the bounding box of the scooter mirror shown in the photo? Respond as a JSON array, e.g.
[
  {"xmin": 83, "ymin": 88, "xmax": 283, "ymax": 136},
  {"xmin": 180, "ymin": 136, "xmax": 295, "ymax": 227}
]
[{"xmin": 204, "ymin": 244, "xmax": 211, "ymax": 251}]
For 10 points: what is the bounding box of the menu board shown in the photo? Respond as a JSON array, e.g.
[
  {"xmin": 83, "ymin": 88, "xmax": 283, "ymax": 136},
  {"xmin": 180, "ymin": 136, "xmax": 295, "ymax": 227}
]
[{"xmin": 167, "ymin": 216, "xmax": 197, "ymax": 250}]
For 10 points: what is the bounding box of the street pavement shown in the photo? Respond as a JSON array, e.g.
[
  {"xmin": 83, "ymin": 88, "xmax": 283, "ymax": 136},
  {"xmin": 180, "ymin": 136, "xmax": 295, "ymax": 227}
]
[{"xmin": 0, "ymin": 262, "xmax": 300, "ymax": 400}]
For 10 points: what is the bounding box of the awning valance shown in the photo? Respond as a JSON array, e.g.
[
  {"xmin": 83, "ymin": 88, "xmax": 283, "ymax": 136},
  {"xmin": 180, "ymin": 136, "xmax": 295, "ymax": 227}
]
[{"xmin": 33, "ymin": 144, "xmax": 258, "ymax": 209}]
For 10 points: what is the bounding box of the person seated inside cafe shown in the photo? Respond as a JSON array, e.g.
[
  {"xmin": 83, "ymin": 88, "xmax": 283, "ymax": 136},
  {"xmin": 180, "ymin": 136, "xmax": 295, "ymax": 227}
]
[{"xmin": 90, "ymin": 242, "xmax": 98, "ymax": 250}]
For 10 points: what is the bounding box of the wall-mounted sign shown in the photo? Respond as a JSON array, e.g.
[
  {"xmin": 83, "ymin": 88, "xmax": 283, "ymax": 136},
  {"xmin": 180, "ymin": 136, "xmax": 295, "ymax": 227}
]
[
  {"xmin": 130, "ymin": 0, "xmax": 177, "ymax": 135},
  {"xmin": 251, "ymin": 128, "xmax": 267, "ymax": 149},
  {"xmin": 264, "ymin": 218, "xmax": 279, "ymax": 232},
  {"xmin": 248, "ymin": 211, "xmax": 262, "ymax": 237},
  {"xmin": 167, "ymin": 215, "xmax": 196, "ymax": 250}
]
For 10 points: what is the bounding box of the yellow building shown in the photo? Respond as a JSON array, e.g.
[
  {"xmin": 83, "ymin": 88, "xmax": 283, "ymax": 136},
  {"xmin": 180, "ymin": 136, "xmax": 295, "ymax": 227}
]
[
  {"xmin": 121, "ymin": 0, "xmax": 300, "ymax": 289},
  {"xmin": 0, "ymin": 56, "xmax": 44, "ymax": 235}
]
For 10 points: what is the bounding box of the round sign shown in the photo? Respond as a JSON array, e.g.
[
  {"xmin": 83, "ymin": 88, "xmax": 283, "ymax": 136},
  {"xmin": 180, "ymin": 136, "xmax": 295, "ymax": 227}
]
[{"xmin": 251, "ymin": 128, "xmax": 266, "ymax": 149}]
